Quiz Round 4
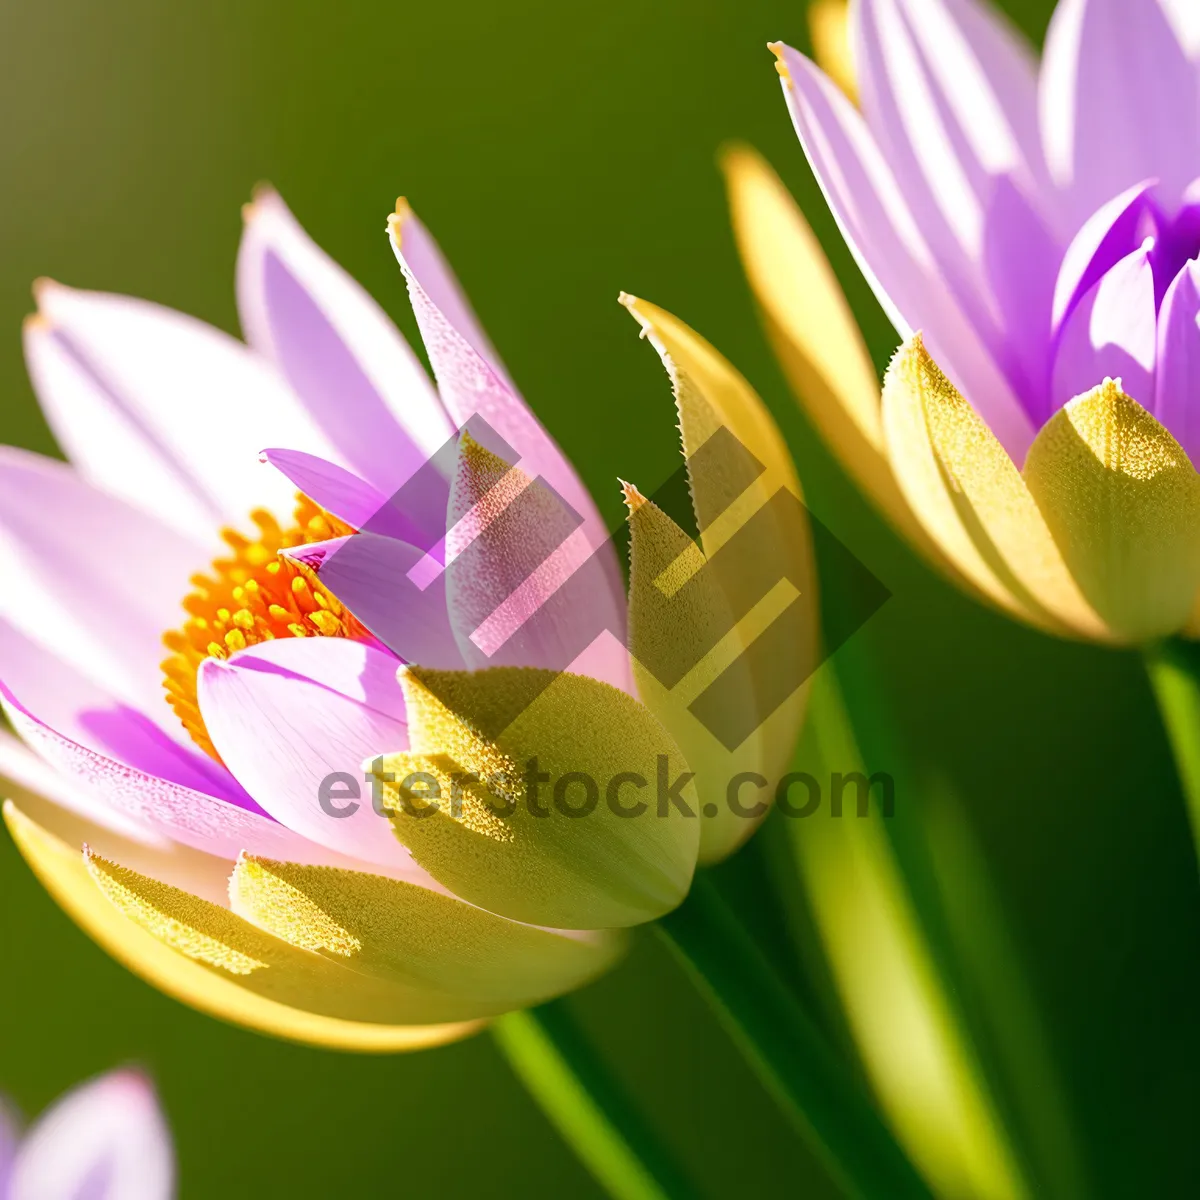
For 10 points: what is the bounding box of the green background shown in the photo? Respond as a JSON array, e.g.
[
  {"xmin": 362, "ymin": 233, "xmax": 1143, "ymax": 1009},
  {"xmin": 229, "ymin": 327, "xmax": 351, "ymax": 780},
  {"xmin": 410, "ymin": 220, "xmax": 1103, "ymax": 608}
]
[{"xmin": 0, "ymin": 0, "xmax": 1195, "ymax": 1194}]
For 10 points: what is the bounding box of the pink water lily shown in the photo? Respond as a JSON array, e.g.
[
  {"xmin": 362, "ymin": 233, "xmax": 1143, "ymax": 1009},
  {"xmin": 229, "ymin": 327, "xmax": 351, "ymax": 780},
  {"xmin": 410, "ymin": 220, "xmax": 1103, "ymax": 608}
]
[
  {"xmin": 728, "ymin": 0, "xmax": 1200, "ymax": 642},
  {"xmin": 0, "ymin": 190, "xmax": 710, "ymax": 1049},
  {"xmin": 1, "ymin": 1070, "xmax": 173, "ymax": 1200}
]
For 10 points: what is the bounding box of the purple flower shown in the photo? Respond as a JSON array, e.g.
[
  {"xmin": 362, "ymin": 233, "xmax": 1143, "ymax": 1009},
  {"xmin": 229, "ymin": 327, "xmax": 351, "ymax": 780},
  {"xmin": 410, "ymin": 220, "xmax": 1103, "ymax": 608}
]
[
  {"xmin": 1, "ymin": 1070, "xmax": 173, "ymax": 1200},
  {"xmin": 0, "ymin": 192, "xmax": 722, "ymax": 1048},
  {"xmin": 728, "ymin": 0, "xmax": 1200, "ymax": 641}
]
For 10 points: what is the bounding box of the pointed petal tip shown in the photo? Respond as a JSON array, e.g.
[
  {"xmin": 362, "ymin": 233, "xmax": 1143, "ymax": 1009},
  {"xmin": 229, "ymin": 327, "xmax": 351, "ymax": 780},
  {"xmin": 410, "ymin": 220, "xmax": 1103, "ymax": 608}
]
[
  {"xmin": 242, "ymin": 182, "xmax": 280, "ymax": 222},
  {"xmin": 618, "ymin": 479, "xmax": 648, "ymax": 512}
]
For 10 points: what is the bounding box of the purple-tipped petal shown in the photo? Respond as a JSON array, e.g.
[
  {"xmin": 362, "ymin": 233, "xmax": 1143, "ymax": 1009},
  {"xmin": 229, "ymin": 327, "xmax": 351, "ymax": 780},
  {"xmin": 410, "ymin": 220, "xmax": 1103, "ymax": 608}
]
[
  {"xmin": 1040, "ymin": 0, "xmax": 1200, "ymax": 228},
  {"xmin": 8, "ymin": 1070, "xmax": 174, "ymax": 1200},
  {"xmin": 1051, "ymin": 180, "xmax": 1155, "ymax": 330},
  {"xmin": 0, "ymin": 623, "xmax": 364, "ymax": 863},
  {"xmin": 1155, "ymin": 258, "xmax": 1200, "ymax": 465},
  {"xmin": 197, "ymin": 638, "xmax": 422, "ymax": 873},
  {"xmin": 983, "ymin": 175, "xmax": 1059, "ymax": 421},
  {"xmin": 0, "ymin": 726, "xmax": 154, "ymax": 843},
  {"xmin": 282, "ymin": 534, "xmax": 467, "ymax": 670},
  {"xmin": 0, "ymin": 449, "xmax": 206, "ymax": 724},
  {"xmin": 27, "ymin": 282, "xmax": 337, "ymax": 541},
  {"xmin": 1051, "ymin": 240, "xmax": 1158, "ymax": 410},
  {"xmin": 776, "ymin": 43, "xmax": 1036, "ymax": 458},
  {"xmin": 388, "ymin": 202, "xmax": 517, "ymax": 393},
  {"xmin": 238, "ymin": 189, "xmax": 453, "ymax": 495}
]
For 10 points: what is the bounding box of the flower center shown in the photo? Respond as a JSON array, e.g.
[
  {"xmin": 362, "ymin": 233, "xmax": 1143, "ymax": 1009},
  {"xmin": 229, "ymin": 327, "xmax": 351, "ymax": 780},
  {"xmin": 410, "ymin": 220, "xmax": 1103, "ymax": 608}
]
[{"xmin": 161, "ymin": 496, "xmax": 362, "ymax": 760}]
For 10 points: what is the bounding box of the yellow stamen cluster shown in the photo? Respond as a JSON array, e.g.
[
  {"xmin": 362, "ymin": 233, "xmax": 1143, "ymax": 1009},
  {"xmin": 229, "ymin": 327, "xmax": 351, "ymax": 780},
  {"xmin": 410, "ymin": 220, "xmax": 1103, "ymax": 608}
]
[{"xmin": 161, "ymin": 496, "xmax": 363, "ymax": 760}]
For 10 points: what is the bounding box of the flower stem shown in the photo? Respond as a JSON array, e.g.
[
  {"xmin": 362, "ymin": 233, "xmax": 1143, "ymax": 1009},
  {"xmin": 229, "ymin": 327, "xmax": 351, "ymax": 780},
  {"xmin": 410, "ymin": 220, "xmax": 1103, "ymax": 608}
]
[
  {"xmin": 656, "ymin": 875, "xmax": 931, "ymax": 1200},
  {"xmin": 491, "ymin": 1001, "xmax": 699, "ymax": 1200},
  {"xmin": 1144, "ymin": 637, "xmax": 1200, "ymax": 870}
]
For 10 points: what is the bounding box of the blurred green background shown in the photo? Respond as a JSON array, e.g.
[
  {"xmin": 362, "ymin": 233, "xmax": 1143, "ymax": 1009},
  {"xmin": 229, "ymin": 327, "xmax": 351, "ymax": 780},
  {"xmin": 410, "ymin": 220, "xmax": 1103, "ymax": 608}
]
[{"xmin": 0, "ymin": 0, "xmax": 1196, "ymax": 1194}]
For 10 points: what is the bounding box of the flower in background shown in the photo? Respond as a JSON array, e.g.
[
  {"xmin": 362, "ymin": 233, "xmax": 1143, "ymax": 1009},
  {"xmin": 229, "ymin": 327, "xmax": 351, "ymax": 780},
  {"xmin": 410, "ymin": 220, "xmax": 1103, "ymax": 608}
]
[
  {"xmin": 0, "ymin": 183, "xmax": 807, "ymax": 1047},
  {"xmin": 1, "ymin": 1069, "xmax": 173, "ymax": 1199},
  {"xmin": 727, "ymin": 0, "xmax": 1200, "ymax": 644}
]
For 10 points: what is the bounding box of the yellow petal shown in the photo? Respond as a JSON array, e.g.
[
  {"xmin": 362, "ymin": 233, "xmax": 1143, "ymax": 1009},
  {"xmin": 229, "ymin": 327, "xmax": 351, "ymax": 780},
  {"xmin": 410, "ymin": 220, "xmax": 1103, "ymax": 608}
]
[
  {"xmin": 624, "ymin": 484, "xmax": 808, "ymax": 863},
  {"xmin": 3, "ymin": 801, "xmax": 481, "ymax": 1050},
  {"xmin": 619, "ymin": 295, "xmax": 814, "ymax": 860},
  {"xmin": 1022, "ymin": 380, "xmax": 1200, "ymax": 641},
  {"xmin": 231, "ymin": 855, "xmax": 625, "ymax": 1007},
  {"xmin": 881, "ymin": 336, "xmax": 1110, "ymax": 640},
  {"xmin": 720, "ymin": 145, "xmax": 944, "ymax": 567},
  {"xmin": 808, "ymin": 0, "xmax": 858, "ymax": 104},
  {"xmin": 373, "ymin": 665, "xmax": 700, "ymax": 929}
]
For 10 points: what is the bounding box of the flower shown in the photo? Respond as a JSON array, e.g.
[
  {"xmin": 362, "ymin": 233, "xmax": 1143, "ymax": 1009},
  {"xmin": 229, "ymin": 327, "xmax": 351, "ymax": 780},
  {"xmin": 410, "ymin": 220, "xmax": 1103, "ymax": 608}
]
[
  {"xmin": 1, "ymin": 188, "xmax": 807, "ymax": 1047},
  {"xmin": 726, "ymin": 0, "xmax": 1200, "ymax": 643},
  {"xmin": 1, "ymin": 1069, "xmax": 174, "ymax": 1199}
]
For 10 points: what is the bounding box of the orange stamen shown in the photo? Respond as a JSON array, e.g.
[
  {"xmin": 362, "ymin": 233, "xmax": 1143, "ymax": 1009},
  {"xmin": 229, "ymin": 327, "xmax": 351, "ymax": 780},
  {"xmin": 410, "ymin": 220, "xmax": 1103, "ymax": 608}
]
[{"xmin": 161, "ymin": 495, "xmax": 364, "ymax": 760}]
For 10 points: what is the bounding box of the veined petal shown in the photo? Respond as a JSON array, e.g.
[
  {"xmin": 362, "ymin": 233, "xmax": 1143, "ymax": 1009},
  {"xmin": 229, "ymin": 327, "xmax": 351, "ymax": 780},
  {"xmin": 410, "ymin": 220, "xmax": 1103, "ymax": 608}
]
[
  {"xmin": 1051, "ymin": 242, "xmax": 1157, "ymax": 413},
  {"xmin": 882, "ymin": 336, "xmax": 1109, "ymax": 638},
  {"xmin": 0, "ymin": 449, "xmax": 206, "ymax": 723},
  {"xmin": 8, "ymin": 1071, "xmax": 173, "ymax": 1200},
  {"xmin": 721, "ymin": 146, "xmax": 950, "ymax": 563},
  {"xmin": 28, "ymin": 282, "xmax": 338, "ymax": 540},
  {"xmin": 1022, "ymin": 381, "xmax": 1200, "ymax": 640},
  {"xmin": 1155, "ymin": 259, "xmax": 1200, "ymax": 466},
  {"xmin": 197, "ymin": 639, "xmax": 420, "ymax": 874},
  {"xmin": 854, "ymin": 0, "xmax": 1051, "ymax": 272},
  {"xmin": 0, "ymin": 655, "xmax": 368, "ymax": 867},
  {"xmin": 0, "ymin": 617, "xmax": 244, "ymax": 804},
  {"xmin": 1040, "ymin": 0, "xmax": 1200, "ymax": 227},
  {"xmin": 238, "ymin": 189, "xmax": 453, "ymax": 495},
  {"xmin": 2, "ymin": 802, "xmax": 483, "ymax": 1048},
  {"xmin": 231, "ymin": 856, "xmax": 624, "ymax": 1013},
  {"xmin": 373, "ymin": 666, "xmax": 700, "ymax": 929},
  {"xmin": 774, "ymin": 43, "xmax": 1036, "ymax": 459}
]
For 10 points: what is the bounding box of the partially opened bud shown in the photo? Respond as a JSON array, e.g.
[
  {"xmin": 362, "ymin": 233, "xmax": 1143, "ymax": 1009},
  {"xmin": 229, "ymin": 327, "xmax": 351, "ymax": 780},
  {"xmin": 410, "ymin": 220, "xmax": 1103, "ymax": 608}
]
[{"xmin": 368, "ymin": 664, "xmax": 701, "ymax": 929}]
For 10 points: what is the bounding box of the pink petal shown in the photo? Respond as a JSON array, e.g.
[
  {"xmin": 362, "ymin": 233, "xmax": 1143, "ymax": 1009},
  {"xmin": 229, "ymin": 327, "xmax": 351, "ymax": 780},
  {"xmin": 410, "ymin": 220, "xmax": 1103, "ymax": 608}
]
[
  {"xmin": 1051, "ymin": 241, "xmax": 1158, "ymax": 410},
  {"xmin": 0, "ymin": 726, "xmax": 153, "ymax": 844},
  {"xmin": 9, "ymin": 1070, "xmax": 174, "ymax": 1200},
  {"xmin": 0, "ymin": 450, "xmax": 206, "ymax": 724},
  {"xmin": 197, "ymin": 638, "xmax": 420, "ymax": 872},
  {"xmin": 983, "ymin": 176, "xmax": 1059, "ymax": 422},
  {"xmin": 776, "ymin": 43, "xmax": 1036, "ymax": 459},
  {"xmin": 0, "ymin": 624, "xmax": 364, "ymax": 865},
  {"xmin": 1154, "ymin": 258, "xmax": 1200, "ymax": 465},
  {"xmin": 1040, "ymin": 0, "xmax": 1200, "ymax": 228},
  {"xmin": 281, "ymin": 535, "xmax": 467, "ymax": 670},
  {"xmin": 238, "ymin": 189, "xmax": 454, "ymax": 495},
  {"xmin": 27, "ymin": 282, "xmax": 338, "ymax": 543},
  {"xmin": 1050, "ymin": 180, "xmax": 1155, "ymax": 330},
  {"xmin": 854, "ymin": 0, "xmax": 1055, "ymax": 272}
]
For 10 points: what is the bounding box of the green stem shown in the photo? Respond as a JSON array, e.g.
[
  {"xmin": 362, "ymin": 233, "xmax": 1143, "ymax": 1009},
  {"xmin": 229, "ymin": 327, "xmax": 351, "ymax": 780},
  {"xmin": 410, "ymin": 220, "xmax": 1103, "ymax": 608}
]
[
  {"xmin": 1144, "ymin": 637, "xmax": 1200, "ymax": 870},
  {"xmin": 656, "ymin": 875, "xmax": 932, "ymax": 1200},
  {"xmin": 491, "ymin": 1001, "xmax": 699, "ymax": 1200}
]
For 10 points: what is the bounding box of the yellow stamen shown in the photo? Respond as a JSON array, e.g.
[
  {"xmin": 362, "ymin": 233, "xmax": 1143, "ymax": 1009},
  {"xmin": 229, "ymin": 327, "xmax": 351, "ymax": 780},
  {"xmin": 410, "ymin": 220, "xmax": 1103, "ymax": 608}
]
[{"xmin": 161, "ymin": 495, "xmax": 363, "ymax": 760}]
